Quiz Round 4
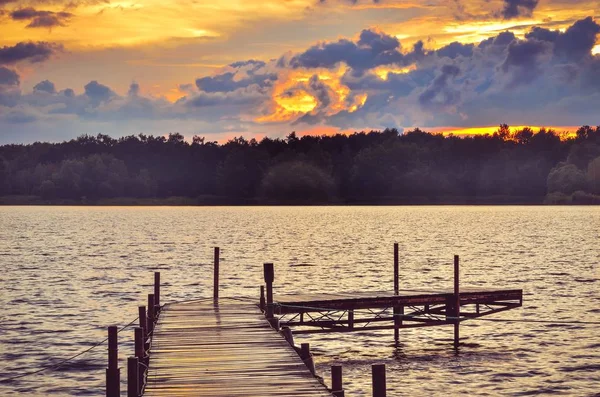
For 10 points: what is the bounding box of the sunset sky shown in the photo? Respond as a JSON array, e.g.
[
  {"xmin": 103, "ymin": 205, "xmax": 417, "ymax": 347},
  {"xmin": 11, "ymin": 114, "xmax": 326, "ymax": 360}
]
[{"xmin": 0, "ymin": 0, "xmax": 599, "ymax": 143}]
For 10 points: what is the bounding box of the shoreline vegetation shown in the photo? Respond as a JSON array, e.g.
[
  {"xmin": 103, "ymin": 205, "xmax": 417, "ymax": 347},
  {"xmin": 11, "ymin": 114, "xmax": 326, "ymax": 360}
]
[
  {"xmin": 1, "ymin": 125, "xmax": 599, "ymax": 206},
  {"xmin": 2, "ymin": 194, "xmax": 599, "ymax": 206}
]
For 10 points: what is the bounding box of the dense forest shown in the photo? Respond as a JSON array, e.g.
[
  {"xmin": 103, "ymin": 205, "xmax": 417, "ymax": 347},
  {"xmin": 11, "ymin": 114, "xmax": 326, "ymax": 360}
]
[{"xmin": 1, "ymin": 125, "xmax": 599, "ymax": 205}]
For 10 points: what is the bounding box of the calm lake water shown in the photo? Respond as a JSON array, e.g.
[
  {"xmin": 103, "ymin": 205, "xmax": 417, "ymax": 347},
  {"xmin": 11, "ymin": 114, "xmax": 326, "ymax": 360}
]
[{"xmin": 0, "ymin": 206, "xmax": 599, "ymax": 396}]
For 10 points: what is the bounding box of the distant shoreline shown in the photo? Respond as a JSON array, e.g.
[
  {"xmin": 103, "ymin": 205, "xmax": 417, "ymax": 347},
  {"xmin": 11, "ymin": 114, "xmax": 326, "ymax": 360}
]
[{"xmin": 2, "ymin": 195, "xmax": 597, "ymax": 206}]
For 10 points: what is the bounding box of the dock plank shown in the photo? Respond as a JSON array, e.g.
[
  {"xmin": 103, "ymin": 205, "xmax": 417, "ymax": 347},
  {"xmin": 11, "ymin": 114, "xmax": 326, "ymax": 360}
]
[{"xmin": 144, "ymin": 299, "xmax": 331, "ymax": 397}]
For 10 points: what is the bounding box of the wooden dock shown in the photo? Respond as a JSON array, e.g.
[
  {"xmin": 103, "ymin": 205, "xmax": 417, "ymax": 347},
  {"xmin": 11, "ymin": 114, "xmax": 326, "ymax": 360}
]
[
  {"xmin": 143, "ymin": 299, "xmax": 332, "ymax": 397},
  {"xmin": 106, "ymin": 246, "xmax": 523, "ymax": 397},
  {"xmin": 273, "ymin": 288, "xmax": 523, "ymax": 334}
]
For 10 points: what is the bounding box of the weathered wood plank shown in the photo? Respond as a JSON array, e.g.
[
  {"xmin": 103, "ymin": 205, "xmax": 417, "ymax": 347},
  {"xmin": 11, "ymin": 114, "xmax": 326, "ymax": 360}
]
[{"xmin": 144, "ymin": 299, "xmax": 331, "ymax": 397}]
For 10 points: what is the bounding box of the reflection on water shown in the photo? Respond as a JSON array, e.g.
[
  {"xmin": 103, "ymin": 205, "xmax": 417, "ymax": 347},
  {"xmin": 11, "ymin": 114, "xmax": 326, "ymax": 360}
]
[{"xmin": 0, "ymin": 206, "xmax": 598, "ymax": 396}]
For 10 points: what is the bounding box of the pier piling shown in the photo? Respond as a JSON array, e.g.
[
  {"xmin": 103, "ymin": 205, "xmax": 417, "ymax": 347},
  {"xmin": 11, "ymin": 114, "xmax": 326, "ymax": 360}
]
[
  {"xmin": 264, "ymin": 263, "xmax": 275, "ymax": 320},
  {"xmin": 106, "ymin": 326, "xmax": 120, "ymax": 397},
  {"xmin": 281, "ymin": 326, "xmax": 295, "ymax": 346},
  {"xmin": 147, "ymin": 294, "xmax": 155, "ymax": 336},
  {"xmin": 138, "ymin": 306, "xmax": 147, "ymax": 349},
  {"xmin": 393, "ymin": 243, "xmax": 400, "ymax": 344},
  {"xmin": 154, "ymin": 272, "xmax": 160, "ymax": 308},
  {"xmin": 300, "ymin": 343, "xmax": 316, "ymax": 375},
  {"xmin": 372, "ymin": 364, "xmax": 386, "ymax": 397},
  {"xmin": 213, "ymin": 247, "xmax": 220, "ymax": 301},
  {"xmin": 127, "ymin": 356, "xmax": 139, "ymax": 397},
  {"xmin": 332, "ymin": 365, "xmax": 344, "ymax": 397},
  {"xmin": 454, "ymin": 254, "xmax": 460, "ymax": 349}
]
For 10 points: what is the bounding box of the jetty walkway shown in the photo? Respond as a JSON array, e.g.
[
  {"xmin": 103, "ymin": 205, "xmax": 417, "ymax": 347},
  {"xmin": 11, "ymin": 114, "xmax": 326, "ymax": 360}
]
[{"xmin": 143, "ymin": 299, "xmax": 331, "ymax": 396}]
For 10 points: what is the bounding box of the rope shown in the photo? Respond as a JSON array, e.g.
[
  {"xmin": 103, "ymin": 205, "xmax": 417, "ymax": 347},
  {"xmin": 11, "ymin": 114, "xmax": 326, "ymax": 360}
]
[
  {"xmin": 0, "ymin": 317, "xmax": 139, "ymax": 384},
  {"xmin": 276, "ymin": 303, "xmax": 600, "ymax": 326}
]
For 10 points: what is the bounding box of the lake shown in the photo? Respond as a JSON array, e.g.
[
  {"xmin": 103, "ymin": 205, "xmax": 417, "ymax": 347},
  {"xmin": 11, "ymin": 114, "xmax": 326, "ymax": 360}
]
[{"xmin": 0, "ymin": 206, "xmax": 599, "ymax": 396}]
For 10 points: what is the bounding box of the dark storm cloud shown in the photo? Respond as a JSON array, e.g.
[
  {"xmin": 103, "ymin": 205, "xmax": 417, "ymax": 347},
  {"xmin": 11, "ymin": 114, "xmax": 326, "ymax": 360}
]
[
  {"xmin": 418, "ymin": 64, "xmax": 461, "ymax": 109},
  {"xmin": 84, "ymin": 80, "xmax": 115, "ymax": 103},
  {"xmin": 0, "ymin": 41, "xmax": 61, "ymax": 65},
  {"xmin": 435, "ymin": 42, "xmax": 474, "ymax": 59},
  {"xmin": 288, "ymin": 29, "xmax": 423, "ymax": 74},
  {"xmin": 10, "ymin": 7, "xmax": 73, "ymax": 28},
  {"xmin": 526, "ymin": 17, "xmax": 600, "ymax": 61},
  {"xmin": 501, "ymin": 39, "xmax": 550, "ymax": 86},
  {"xmin": 0, "ymin": 66, "xmax": 20, "ymax": 86},
  {"xmin": 501, "ymin": 0, "xmax": 539, "ymax": 19},
  {"xmin": 33, "ymin": 79, "xmax": 56, "ymax": 93},
  {"xmin": 195, "ymin": 60, "xmax": 277, "ymax": 93}
]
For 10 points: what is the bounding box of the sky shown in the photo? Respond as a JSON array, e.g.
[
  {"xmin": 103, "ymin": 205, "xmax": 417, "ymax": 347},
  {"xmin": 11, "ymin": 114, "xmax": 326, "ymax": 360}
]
[{"xmin": 0, "ymin": 0, "xmax": 599, "ymax": 144}]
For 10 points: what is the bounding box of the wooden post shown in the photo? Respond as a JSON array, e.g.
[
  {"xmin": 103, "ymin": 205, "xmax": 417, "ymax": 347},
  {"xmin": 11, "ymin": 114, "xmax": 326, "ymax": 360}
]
[
  {"xmin": 260, "ymin": 285, "xmax": 265, "ymax": 312},
  {"xmin": 454, "ymin": 254, "xmax": 460, "ymax": 349},
  {"xmin": 393, "ymin": 243, "xmax": 400, "ymax": 344},
  {"xmin": 348, "ymin": 310, "xmax": 354, "ymax": 331},
  {"xmin": 134, "ymin": 327, "xmax": 145, "ymax": 390},
  {"xmin": 106, "ymin": 326, "xmax": 120, "ymax": 397},
  {"xmin": 147, "ymin": 294, "xmax": 155, "ymax": 336},
  {"xmin": 154, "ymin": 271, "xmax": 160, "ymax": 309},
  {"xmin": 300, "ymin": 343, "xmax": 315, "ymax": 375},
  {"xmin": 372, "ymin": 364, "xmax": 386, "ymax": 397},
  {"xmin": 213, "ymin": 247, "xmax": 220, "ymax": 301},
  {"xmin": 138, "ymin": 306, "xmax": 147, "ymax": 349},
  {"xmin": 127, "ymin": 356, "xmax": 139, "ymax": 397},
  {"xmin": 263, "ymin": 263, "xmax": 274, "ymax": 319},
  {"xmin": 393, "ymin": 243, "xmax": 399, "ymax": 294},
  {"xmin": 393, "ymin": 306, "xmax": 403, "ymax": 345},
  {"xmin": 281, "ymin": 326, "xmax": 294, "ymax": 346},
  {"xmin": 332, "ymin": 365, "xmax": 343, "ymax": 397}
]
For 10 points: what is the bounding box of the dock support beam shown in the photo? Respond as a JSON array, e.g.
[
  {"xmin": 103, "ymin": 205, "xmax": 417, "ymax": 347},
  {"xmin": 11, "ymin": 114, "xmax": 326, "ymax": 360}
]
[
  {"xmin": 106, "ymin": 326, "xmax": 120, "ymax": 397},
  {"xmin": 213, "ymin": 247, "xmax": 220, "ymax": 301},
  {"xmin": 332, "ymin": 365, "xmax": 344, "ymax": 397},
  {"xmin": 454, "ymin": 254, "xmax": 460, "ymax": 350},
  {"xmin": 127, "ymin": 356, "xmax": 139, "ymax": 397},
  {"xmin": 372, "ymin": 364, "xmax": 386, "ymax": 397}
]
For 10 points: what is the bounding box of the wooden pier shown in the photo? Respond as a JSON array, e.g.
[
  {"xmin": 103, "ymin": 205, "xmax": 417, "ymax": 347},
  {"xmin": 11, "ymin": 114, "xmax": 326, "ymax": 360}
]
[
  {"xmin": 106, "ymin": 245, "xmax": 523, "ymax": 397},
  {"xmin": 143, "ymin": 299, "xmax": 331, "ymax": 396}
]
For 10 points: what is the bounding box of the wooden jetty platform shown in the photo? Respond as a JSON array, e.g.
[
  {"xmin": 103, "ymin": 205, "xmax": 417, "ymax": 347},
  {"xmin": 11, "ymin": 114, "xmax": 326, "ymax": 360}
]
[
  {"xmin": 143, "ymin": 299, "xmax": 331, "ymax": 397},
  {"xmin": 106, "ymin": 245, "xmax": 523, "ymax": 397}
]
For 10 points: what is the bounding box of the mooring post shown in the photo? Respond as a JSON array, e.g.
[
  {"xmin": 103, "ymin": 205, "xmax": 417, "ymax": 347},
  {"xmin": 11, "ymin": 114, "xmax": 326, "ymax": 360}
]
[
  {"xmin": 213, "ymin": 247, "xmax": 220, "ymax": 301},
  {"xmin": 348, "ymin": 310, "xmax": 354, "ymax": 331},
  {"xmin": 281, "ymin": 326, "xmax": 295, "ymax": 346},
  {"xmin": 393, "ymin": 243, "xmax": 399, "ymax": 294},
  {"xmin": 147, "ymin": 294, "xmax": 155, "ymax": 336},
  {"xmin": 154, "ymin": 271, "xmax": 161, "ymax": 310},
  {"xmin": 127, "ymin": 356, "xmax": 139, "ymax": 397},
  {"xmin": 134, "ymin": 326, "xmax": 145, "ymax": 390},
  {"xmin": 454, "ymin": 254, "xmax": 460, "ymax": 349},
  {"xmin": 106, "ymin": 326, "xmax": 120, "ymax": 397},
  {"xmin": 138, "ymin": 306, "xmax": 147, "ymax": 350},
  {"xmin": 263, "ymin": 263, "xmax": 275, "ymax": 320},
  {"xmin": 372, "ymin": 364, "xmax": 386, "ymax": 397},
  {"xmin": 393, "ymin": 243, "xmax": 400, "ymax": 344},
  {"xmin": 300, "ymin": 343, "xmax": 316, "ymax": 375},
  {"xmin": 332, "ymin": 365, "xmax": 344, "ymax": 397}
]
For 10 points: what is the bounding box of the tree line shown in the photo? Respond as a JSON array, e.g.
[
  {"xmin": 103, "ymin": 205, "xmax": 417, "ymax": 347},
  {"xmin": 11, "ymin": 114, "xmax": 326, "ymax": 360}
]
[{"xmin": 0, "ymin": 125, "xmax": 599, "ymax": 204}]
